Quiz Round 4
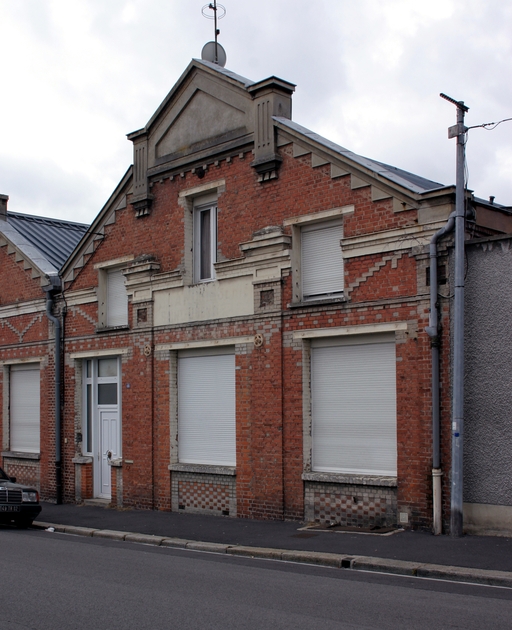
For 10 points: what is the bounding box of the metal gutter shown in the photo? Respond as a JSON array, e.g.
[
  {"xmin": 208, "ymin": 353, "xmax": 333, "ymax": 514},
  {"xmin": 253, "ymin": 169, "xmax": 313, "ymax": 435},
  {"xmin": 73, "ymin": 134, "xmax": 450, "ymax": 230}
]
[
  {"xmin": 44, "ymin": 277, "xmax": 63, "ymax": 505},
  {"xmin": 426, "ymin": 213, "xmax": 455, "ymax": 534}
]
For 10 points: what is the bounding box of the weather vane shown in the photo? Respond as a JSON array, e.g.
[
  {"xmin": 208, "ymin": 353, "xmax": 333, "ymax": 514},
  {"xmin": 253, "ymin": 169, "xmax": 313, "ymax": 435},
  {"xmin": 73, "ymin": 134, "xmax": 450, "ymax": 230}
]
[{"xmin": 201, "ymin": 2, "xmax": 227, "ymax": 67}]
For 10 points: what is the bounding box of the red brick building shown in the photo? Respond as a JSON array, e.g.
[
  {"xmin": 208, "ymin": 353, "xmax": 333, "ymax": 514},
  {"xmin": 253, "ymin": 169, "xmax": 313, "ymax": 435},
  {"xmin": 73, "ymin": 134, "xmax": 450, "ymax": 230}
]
[
  {"xmin": 3, "ymin": 60, "xmax": 511, "ymax": 531},
  {"xmin": 0, "ymin": 196, "xmax": 87, "ymax": 500}
]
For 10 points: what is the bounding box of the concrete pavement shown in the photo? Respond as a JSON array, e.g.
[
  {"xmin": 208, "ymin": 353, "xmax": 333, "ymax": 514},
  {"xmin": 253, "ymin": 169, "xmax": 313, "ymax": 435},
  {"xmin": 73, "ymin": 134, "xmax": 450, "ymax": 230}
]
[{"xmin": 32, "ymin": 502, "xmax": 512, "ymax": 587}]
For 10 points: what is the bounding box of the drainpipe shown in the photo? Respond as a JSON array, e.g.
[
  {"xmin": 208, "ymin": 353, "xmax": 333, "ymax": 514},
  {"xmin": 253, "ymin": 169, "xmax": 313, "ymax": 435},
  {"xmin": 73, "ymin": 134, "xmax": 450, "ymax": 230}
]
[
  {"xmin": 426, "ymin": 213, "xmax": 455, "ymax": 535},
  {"xmin": 44, "ymin": 278, "xmax": 63, "ymax": 505}
]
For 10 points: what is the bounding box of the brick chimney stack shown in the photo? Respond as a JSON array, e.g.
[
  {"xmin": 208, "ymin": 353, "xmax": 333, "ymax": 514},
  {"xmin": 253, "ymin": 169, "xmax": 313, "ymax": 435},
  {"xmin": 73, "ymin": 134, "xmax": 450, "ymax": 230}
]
[{"xmin": 0, "ymin": 194, "xmax": 8, "ymax": 221}]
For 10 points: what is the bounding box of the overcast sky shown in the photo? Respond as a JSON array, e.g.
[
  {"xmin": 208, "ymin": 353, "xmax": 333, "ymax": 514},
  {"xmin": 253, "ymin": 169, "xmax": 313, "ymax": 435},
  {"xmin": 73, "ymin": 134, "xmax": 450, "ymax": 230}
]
[{"xmin": 1, "ymin": 0, "xmax": 511, "ymax": 224}]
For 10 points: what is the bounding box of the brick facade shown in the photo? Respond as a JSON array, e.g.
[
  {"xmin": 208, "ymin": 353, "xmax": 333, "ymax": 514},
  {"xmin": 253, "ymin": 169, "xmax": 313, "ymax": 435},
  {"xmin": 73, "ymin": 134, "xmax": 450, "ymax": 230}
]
[{"xmin": 3, "ymin": 60, "xmax": 511, "ymax": 533}]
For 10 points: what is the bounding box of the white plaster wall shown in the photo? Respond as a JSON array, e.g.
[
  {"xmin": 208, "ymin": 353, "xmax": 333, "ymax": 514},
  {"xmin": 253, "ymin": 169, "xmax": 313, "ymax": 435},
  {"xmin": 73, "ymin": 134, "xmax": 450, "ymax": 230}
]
[{"xmin": 153, "ymin": 276, "xmax": 254, "ymax": 326}]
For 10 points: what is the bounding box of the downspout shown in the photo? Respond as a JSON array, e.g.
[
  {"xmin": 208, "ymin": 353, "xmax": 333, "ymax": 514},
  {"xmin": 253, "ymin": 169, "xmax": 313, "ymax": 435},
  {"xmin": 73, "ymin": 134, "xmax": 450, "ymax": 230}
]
[
  {"xmin": 44, "ymin": 278, "xmax": 63, "ymax": 505},
  {"xmin": 426, "ymin": 213, "xmax": 455, "ymax": 535}
]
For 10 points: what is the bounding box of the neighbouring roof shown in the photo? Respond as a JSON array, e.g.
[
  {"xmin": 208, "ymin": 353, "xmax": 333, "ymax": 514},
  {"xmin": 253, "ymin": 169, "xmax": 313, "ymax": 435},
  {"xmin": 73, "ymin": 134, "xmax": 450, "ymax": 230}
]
[
  {"xmin": 6, "ymin": 212, "xmax": 89, "ymax": 270},
  {"xmin": 274, "ymin": 117, "xmax": 446, "ymax": 195}
]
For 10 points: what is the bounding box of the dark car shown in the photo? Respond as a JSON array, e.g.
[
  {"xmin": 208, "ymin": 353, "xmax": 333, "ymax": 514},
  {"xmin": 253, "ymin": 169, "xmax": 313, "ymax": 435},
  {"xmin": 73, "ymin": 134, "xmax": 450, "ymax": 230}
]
[{"xmin": 0, "ymin": 466, "xmax": 41, "ymax": 528}]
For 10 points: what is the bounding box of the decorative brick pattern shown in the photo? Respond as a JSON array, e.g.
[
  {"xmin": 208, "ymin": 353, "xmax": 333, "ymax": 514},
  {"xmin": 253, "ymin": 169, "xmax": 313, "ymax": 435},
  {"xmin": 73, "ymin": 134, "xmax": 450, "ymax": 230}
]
[
  {"xmin": 1, "ymin": 314, "xmax": 43, "ymax": 343},
  {"xmin": 254, "ymin": 279, "xmax": 282, "ymax": 314},
  {"xmin": 69, "ymin": 305, "xmax": 97, "ymax": 327},
  {"xmin": 171, "ymin": 472, "xmax": 235, "ymax": 517},
  {"xmin": 304, "ymin": 481, "xmax": 397, "ymax": 527},
  {"xmin": 346, "ymin": 253, "xmax": 404, "ymax": 295},
  {"xmin": 3, "ymin": 460, "xmax": 41, "ymax": 492}
]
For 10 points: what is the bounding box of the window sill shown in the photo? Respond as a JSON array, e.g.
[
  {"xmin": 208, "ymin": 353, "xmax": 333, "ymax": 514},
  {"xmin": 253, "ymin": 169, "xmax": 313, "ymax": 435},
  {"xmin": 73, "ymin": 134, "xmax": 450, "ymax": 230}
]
[
  {"xmin": 289, "ymin": 296, "xmax": 347, "ymax": 309},
  {"xmin": 2, "ymin": 451, "xmax": 41, "ymax": 460},
  {"xmin": 168, "ymin": 463, "xmax": 236, "ymax": 476},
  {"xmin": 193, "ymin": 278, "xmax": 216, "ymax": 285},
  {"xmin": 72, "ymin": 456, "xmax": 93, "ymax": 465},
  {"xmin": 2, "ymin": 451, "xmax": 40, "ymax": 461},
  {"xmin": 96, "ymin": 325, "xmax": 130, "ymax": 334},
  {"xmin": 302, "ymin": 472, "xmax": 397, "ymax": 487}
]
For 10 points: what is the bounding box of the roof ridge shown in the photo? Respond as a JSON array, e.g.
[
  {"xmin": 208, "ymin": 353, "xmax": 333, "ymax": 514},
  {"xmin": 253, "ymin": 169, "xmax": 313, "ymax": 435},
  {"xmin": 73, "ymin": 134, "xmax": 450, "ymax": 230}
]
[{"xmin": 7, "ymin": 211, "xmax": 89, "ymax": 229}]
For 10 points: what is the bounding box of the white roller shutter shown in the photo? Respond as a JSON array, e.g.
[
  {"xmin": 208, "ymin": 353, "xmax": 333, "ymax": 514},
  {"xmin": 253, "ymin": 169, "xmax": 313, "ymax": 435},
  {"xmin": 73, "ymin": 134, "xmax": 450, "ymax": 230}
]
[
  {"xmin": 107, "ymin": 268, "xmax": 128, "ymax": 327},
  {"xmin": 311, "ymin": 336, "xmax": 397, "ymax": 476},
  {"xmin": 10, "ymin": 364, "xmax": 40, "ymax": 453},
  {"xmin": 302, "ymin": 220, "xmax": 344, "ymax": 300},
  {"xmin": 178, "ymin": 350, "xmax": 236, "ymax": 466}
]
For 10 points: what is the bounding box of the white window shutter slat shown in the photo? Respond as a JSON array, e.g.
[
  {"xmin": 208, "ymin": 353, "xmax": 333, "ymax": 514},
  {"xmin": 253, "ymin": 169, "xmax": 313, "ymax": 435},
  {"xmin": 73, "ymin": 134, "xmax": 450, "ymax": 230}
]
[
  {"xmin": 302, "ymin": 221, "xmax": 344, "ymax": 299},
  {"xmin": 178, "ymin": 353, "xmax": 236, "ymax": 466},
  {"xmin": 311, "ymin": 340, "xmax": 397, "ymax": 476},
  {"xmin": 10, "ymin": 365, "xmax": 40, "ymax": 453},
  {"xmin": 107, "ymin": 269, "xmax": 128, "ymax": 327}
]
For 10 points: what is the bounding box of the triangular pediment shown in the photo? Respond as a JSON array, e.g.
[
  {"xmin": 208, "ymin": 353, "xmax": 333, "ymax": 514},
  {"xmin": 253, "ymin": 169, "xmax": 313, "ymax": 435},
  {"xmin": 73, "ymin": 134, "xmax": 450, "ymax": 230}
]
[
  {"xmin": 137, "ymin": 61, "xmax": 255, "ymax": 169},
  {"xmin": 155, "ymin": 89, "xmax": 248, "ymax": 160}
]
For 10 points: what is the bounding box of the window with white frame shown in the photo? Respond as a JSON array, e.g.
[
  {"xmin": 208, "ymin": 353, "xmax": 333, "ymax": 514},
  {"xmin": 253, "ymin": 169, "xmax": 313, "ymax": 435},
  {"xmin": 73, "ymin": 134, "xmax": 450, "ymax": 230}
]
[
  {"xmin": 301, "ymin": 219, "xmax": 344, "ymax": 301},
  {"xmin": 177, "ymin": 347, "xmax": 235, "ymax": 466},
  {"xmin": 193, "ymin": 198, "xmax": 217, "ymax": 282},
  {"xmin": 106, "ymin": 268, "xmax": 128, "ymax": 327},
  {"xmin": 311, "ymin": 333, "xmax": 397, "ymax": 476},
  {"xmin": 9, "ymin": 364, "xmax": 40, "ymax": 453}
]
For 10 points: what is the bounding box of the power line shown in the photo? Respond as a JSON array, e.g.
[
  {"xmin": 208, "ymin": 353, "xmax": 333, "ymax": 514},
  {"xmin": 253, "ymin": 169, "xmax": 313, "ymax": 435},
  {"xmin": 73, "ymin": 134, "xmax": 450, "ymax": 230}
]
[{"xmin": 467, "ymin": 117, "xmax": 512, "ymax": 131}]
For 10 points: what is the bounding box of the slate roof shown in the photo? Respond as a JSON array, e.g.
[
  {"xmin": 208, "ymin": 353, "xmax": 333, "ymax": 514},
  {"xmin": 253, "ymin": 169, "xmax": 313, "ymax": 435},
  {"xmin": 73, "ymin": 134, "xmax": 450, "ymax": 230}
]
[
  {"xmin": 274, "ymin": 117, "xmax": 446, "ymax": 195},
  {"xmin": 6, "ymin": 212, "xmax": 89, "ymax": 270}
]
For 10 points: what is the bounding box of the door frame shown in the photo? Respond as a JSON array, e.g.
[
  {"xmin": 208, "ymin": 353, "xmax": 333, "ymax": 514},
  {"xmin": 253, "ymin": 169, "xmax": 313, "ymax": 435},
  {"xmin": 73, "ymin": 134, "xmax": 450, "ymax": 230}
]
[{"xmin": 82, "ymin": 357, "xmax": 122, "ymax": 499}]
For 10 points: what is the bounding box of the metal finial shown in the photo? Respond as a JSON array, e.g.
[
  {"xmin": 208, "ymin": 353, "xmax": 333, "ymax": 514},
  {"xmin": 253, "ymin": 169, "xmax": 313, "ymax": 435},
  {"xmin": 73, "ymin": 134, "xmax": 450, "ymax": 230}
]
[{"xmin": 201, "ymin": 2, "xmax": 227, "ymax": 66}]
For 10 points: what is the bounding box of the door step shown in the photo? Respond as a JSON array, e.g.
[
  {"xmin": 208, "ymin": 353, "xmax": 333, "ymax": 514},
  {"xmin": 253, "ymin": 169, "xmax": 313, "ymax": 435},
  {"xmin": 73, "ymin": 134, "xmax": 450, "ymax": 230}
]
[{"xmin": 83, "ymin": 498, "xmax": 111, "ymax": 508}]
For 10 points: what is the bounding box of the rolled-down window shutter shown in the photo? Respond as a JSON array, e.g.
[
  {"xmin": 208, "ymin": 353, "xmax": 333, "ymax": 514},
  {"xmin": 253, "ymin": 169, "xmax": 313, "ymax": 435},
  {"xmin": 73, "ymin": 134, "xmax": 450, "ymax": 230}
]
[
  {"xmin": 107, "ymin": 268, "xmax": 127, "ymax": 327},
  {"xmin": 302, "ymin": 220, "xmax": 344, "ymax": 300},
  {"xmin": 10, "ymin": 365, "xmax": 40, "ymax": 453},
  {"xmin": 311, "ymin": 338, "xmax": 397, "ymax": 476},
  {"xmin": 178, "ymin": 351, "xmax": 236, "ymax": 466}
]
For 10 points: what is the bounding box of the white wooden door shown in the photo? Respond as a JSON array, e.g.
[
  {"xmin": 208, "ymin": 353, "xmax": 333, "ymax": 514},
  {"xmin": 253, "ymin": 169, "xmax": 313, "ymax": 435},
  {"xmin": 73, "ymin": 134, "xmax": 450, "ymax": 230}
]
[{"xmin": 98, "ymin": 410, "xmax": 119, "ymax": 498}]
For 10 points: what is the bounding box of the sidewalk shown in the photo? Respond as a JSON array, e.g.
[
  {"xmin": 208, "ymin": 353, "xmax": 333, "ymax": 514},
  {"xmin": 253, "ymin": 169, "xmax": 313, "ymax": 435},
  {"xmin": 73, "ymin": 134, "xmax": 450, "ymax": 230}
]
[{"xmin": 34, "ymin": 502, "xmax": 512, "ymax": 587}]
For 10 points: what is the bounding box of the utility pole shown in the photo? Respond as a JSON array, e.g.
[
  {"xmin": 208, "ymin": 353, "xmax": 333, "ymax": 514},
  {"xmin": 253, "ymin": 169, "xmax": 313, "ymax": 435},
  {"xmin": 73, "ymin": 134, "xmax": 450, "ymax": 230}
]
[{"xmin": 440, "ymin": 92, "xmax": 468, "ymax": 537}]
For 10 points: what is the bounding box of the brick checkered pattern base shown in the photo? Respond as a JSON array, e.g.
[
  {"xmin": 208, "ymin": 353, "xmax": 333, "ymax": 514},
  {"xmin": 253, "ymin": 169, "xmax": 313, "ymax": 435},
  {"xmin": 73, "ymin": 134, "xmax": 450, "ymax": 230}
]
[
  {"xmin": 171, "ymin": 471, "xmax": 236, "ymax": 517},
  {"xmin": 305, "ymin": 482, "xmax": 397, "ymax": 527}
]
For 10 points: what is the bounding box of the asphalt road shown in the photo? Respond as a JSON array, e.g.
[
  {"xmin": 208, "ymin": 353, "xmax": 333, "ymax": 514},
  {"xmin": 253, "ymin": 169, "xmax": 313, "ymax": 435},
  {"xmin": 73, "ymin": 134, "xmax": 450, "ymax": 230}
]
[{"xmin": 2, "ymin": 527, "xmax": 512, "ymax": 630}]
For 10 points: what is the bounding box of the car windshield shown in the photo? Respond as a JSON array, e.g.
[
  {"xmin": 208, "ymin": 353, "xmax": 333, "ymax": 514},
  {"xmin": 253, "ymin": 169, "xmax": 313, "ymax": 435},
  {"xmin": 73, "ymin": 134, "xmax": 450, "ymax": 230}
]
[{"xmin": 0, "ymin": 467, "xmax": 10, "ymax": 481}]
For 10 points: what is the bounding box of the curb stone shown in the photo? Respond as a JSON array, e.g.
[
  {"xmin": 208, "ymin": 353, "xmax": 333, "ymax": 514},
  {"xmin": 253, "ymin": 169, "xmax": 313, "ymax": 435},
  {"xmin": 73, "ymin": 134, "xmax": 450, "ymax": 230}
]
[
  {"xmin": 35, "ymin": 521, "xmax": 67, "ymax": 533},
  {"xmin": 352, "ymin": 556, "xmax": 422, "ymax": 576},
  {"xmin": 125, "ymin": 533, "xmax": 165, "ymax": 545},
  {"xmin": 160, "ymin": 537, "xmax": 192, "ymax": 549},
  {"xmin": 62, "ymin": 525, "xmax": 98, "ymax": 537},
  {"xmin": 415, "ymin": 564, "xmax": 512, "ymax": 588},
  {"xmin": 228, "ymin": 545, "xmax": 284, "ymax": 560},
  {"xmin": 32, "ymin": 521, "xmax": 512, "ymax": 588},
  {"xmin": 280, "ymin": 550, "xmax": 345, "ymax": 568},
  {"xmin": 93, "ymin": 529, "xmax": 133, "ymax": 540},
  {"xmin": 186, "ymin": 541, "xmax": 230, "ymax": 553}
]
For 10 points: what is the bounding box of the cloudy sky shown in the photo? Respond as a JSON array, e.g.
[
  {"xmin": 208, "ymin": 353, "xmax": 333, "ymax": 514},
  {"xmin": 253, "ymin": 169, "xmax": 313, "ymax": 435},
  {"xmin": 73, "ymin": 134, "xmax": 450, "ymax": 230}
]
[{"xmin": 1, "ymin": 0, "xmax": 511, "ymax": 224}]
